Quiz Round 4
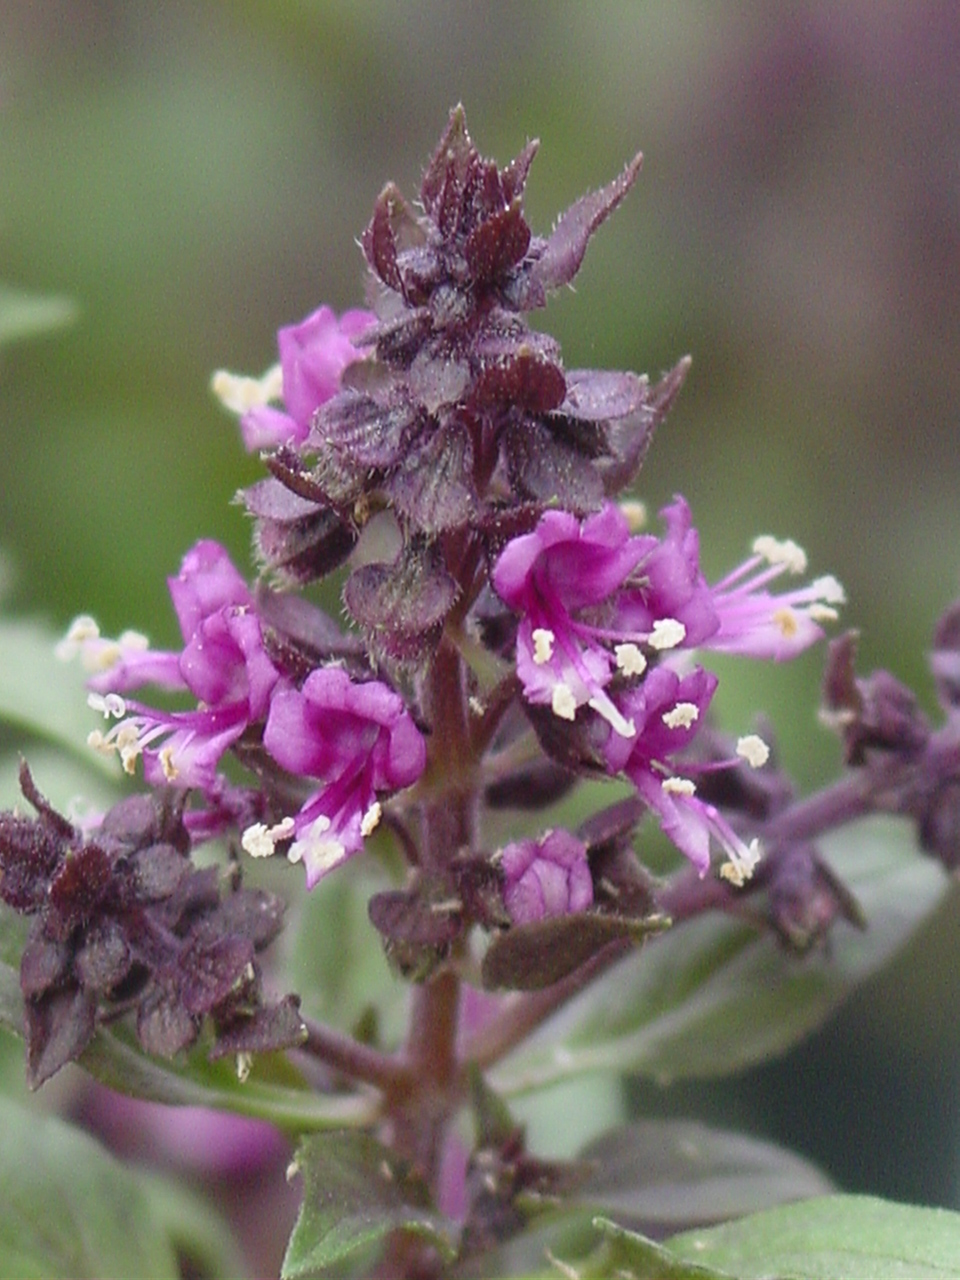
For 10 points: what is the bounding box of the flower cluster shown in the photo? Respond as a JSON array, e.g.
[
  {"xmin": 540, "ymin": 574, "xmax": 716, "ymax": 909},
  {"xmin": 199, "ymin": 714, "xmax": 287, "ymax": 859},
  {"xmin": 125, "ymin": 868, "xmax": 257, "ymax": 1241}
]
[
  {"xmin": 51, "ymin": 106, "xmax": 845, "ymax": 1003},
  {"xmin": 64, "ymin": 544, "xmax": 427, "ymax": 889}
]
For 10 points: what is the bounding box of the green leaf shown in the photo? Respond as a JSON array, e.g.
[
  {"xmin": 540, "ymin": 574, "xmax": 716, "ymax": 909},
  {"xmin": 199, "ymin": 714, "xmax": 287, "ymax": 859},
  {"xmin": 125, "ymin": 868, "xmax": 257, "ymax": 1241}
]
[
  {"xmin": 490, "ymin": 818, "xmax": 947, "ymax": 1093},
  {"xmin": 0, "ymin": 619, "xmax": 117, "ymax": 772},
  {"xmin": 0, "ymin": 286, "xmax": 77, "ymax": 347},
  {"xmin": 78, "ymin": 1021, "xmax": 374, "ymax": 1131},
  {"xmin": 0, "ymin": 1095, "xmax": 178, "ymax": 1278},
  {"xmin": 282, "ymin": 1130, "xmax": 456, "ymax": 1277},
  {"xmin": 577, "ymin": 1119, "xmax": 833, "ymax": 1233},
  {"xmin": 666, "ymin": 1194, "xmax": 960, "ymax": 1278}
]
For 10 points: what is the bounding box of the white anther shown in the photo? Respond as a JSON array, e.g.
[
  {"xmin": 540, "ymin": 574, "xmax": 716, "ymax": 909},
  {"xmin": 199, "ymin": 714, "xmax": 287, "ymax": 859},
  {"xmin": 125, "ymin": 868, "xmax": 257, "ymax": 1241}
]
[
  {"xmin": 662, "ymin": 702, "xmax": 699, "ymax": 730},
  {"xmin": 736, "ymin": 734, "xmax": 770, "ymax": 768},
  {"xmin": 615, "ymin": 643, "xmax": 647, "ymax": 677},
  {"xmin": 752, "ymin": 535, "xmax": 807, "ymax": 575},
  {"xmin": 662, "ymin": 776, "xmax": 696, "ymax": 796},
  {"xmin": 551, "ymin": 683, "xmax": 577, "ymax": 721},
  {"xmin": 649, "ymin": 618, "xmax": 686, "ymax": 650},
  {"xmin": 531, "ymin": 628, "xmax": 555, "ymax": 665}
]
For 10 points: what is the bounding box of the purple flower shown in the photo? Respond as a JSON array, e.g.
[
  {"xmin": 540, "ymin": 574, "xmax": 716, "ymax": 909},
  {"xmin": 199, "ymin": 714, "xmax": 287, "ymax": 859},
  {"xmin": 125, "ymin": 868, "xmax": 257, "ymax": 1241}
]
[
  {"xmin": 499, "ymin": 829, "xmax": 593, "ymax": 925},
  {"xmin": 603, "ymin": 664, "xmax": 760, "ymax": 881},
  {"xmin": 492, "ymin": 504, "xmax": 655, "ymax": 738},
  {"xmin": 71, "ymin": 542, "xmax": 280, "ymax": 789},
  {"xmin": 211, "ymin": 305, "xmax": 376, "ymax": 451},
  {"xmin": 492, "ymin": 497, "xmax": 843, "ymax": 742},
  {"xmin": 253, "ymin": 667, "xmax": 426, "ymax": 888}
]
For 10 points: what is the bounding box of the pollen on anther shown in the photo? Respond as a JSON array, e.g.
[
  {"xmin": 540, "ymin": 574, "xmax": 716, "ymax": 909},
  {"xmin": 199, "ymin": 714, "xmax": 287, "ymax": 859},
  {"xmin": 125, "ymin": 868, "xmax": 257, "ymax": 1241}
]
[
  {"xmin": 56, "ymin": 615, "xmax": 100, "ymax": 660},
  {"xmin": 812, "ymin": 574, "xmax": 846, "ymax": 605},
  {"xmin": 242, "ymin": 817, "xmax": 295, "ymax": 859},
  {"xmin": 649, "ymin": 618, "xmax": 686, "ymax": 650},
  {"xmin": 361, "ymin": 802, "xmax": 382, "ymax": 837},
  {"xmin": 551, "ymin": 683, "xmax": 577, "ymax": 720},
  {"xmin": 159, "ymin": 746, "xmax": 179, "ymax": 782},
  {"xmin": 532, "ymin": 628, "xmax": 555, "ymax": 665},
  {"xmin": 615, "ymin": 643, "xmax": 647, "ymax": 677},
  {"xmin": 736, "ymin": 735, "xmax": 770, "ymax": 768},
  {"xmin": 210, "ymin": 364, "xmax": 283, "ymax": 414},
  {"xmin": 719, "ymin": 838, "xmax": 762, "ymax": 887},
  {"xmin": 752, "ymin": 535, "xmax": 807, "ymax": 575},
  {"xmin": 662, "ymin": 776, "xmax": 696, "ymax": 796},
  {"xmin": 662, "ymin": 702, "xmax": 699, "ymax": 730}
]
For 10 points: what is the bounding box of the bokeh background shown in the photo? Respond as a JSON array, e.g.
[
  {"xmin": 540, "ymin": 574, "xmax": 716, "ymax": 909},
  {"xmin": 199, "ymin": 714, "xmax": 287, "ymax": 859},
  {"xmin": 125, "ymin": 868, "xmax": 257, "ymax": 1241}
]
[{"xmin": 2, "ymin": 0, "xmax": 960, "ymax": 1229}]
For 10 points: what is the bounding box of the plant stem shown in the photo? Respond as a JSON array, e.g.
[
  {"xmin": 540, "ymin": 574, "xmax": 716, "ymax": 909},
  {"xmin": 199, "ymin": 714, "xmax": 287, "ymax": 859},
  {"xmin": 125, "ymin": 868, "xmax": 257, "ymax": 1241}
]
[{"xmin": 299, "ymin": 1016, "xmax": 411, "ymax": 1092}]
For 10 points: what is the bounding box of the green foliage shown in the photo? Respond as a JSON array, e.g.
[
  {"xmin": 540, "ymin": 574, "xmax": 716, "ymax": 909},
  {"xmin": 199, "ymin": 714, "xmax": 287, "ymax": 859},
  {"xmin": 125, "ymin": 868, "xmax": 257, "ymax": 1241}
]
[
  {"xmin": 575, "ymin": 1120, "xmax": 833, "ymax": 1232},
  {"xmin": 542, "ymin": 1200, "xmax": 960, "ymax": 1279},
  {"xmin": 490, "ymin": 817, "xmax": 947, "ymax": 1094},
  {"xmin": 0, "ymin": 1094, "xmax": 177, "ymax": 1278},
  {"xmin": 0, "ymin": 619, "xmax": 117, "ymax": 773},
  {"xmin": 282, "ymin": 1131, "xmax": 456, "ymax": 1277},
  {"xmin": 665, "ymin": 1196, "xmax": 960, "ymax": 1279}
]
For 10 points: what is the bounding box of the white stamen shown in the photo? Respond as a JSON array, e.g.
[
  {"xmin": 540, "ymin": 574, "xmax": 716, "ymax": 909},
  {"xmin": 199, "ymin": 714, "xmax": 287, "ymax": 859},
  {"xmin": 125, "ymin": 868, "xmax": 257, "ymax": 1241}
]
[
  {"xmin": 808, "ymin": 605, "xmax": 839, "ymax": 623},
  {"xmin": 118, "ymin": 629, "xmax": 150, "ymax": 651},
  {"xmin": 361, "ymin": 802, "xmax": 382, "ymax": 837},
  {"xmin": 618, "ymin": 499, "xmax": 647, "ymax": 531},
  {"xmin": 615, "ymin": 642, "xmax": 647, "ymax": 677},
  {"xmin": 752, "ymin": 535, "xmax": 807, "ymax": 574},
  {"xmin": 719, "ymin": 837, "xmax": 762, "ymax": 887},
  {"xmin": 811, "ymin": 574, "xmax": 845, "ymax": 604},
  {"xmin": 236, "ymin": 1052, "xmax": 253, "ymax": 1083},
  {"xmin": 289, "ymin": 815, "xmax": 347, "ymax": 875},
  {"xmin": 210, "ymin": 364, "xmax": 283, "ymax": 414},
  {"xmin": 87, "ymin": 730, "xmax": 112, "ymax": 756},
  {"xmin": 662, "ymin": 702, "xmax": 699, "ymax": 730},
  {"xmin": 159, "ymin": 746, "xmax": 179, "ymax": 781},
  {"xmin": 588, "ymin": 695, "xmax": 636, "ymax": 739},
  {"xmin": 242, "ymin": 817, "xmax": 295, "ymax": 859},
  {"xmin": 56, "ymin": 615, "xmax": 100, "ymax": 660},
  {"xmin": 531, "ymin": 628, "xmax": 555, "ymax": 665},
  {"xmin": 551, "ymin": 683, "xmax": 577, "ymax": 720},
  {"xmin": 88, "ymin": 691, "xmax": 127, "ymax": 719},
  {"xmin": 662, "ymin": 776, "xmax": 696, "ymax": 796},
  {"xmin": 736, "ymin": 734, "xmax": 770, "ymax": 768},
  {"xmin": 649, "ymin": 618, "xmax": 686, "ymax": 650}
]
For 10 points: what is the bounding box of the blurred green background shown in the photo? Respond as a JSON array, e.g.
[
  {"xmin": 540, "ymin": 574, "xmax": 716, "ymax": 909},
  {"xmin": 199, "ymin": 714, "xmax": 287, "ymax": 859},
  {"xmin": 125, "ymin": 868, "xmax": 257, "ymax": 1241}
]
[{"xmin": 2, "ymin": 0, "xmax": 959, "ymax": 1214}]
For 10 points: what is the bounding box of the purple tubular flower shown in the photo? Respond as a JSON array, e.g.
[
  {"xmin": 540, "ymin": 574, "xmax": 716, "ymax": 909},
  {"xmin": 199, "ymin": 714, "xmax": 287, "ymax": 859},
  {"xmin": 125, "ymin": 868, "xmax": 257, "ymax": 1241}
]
[
  {"xmin": 257, "ymin": 667, "xmax": 426, "ymax": 888},
  {"xmin": 77, "ymin": 542, "xmax": 280, "ymax": 789},
  {"xmin": 603, "ymin": 665, "xmax": 760, "ymax": 881},
  {"xmin": 237, "ymin": 306, "xmax": 376, "ymax": 451},
  {"xmin": 499, "ymin": 829, "xmax": 593, "ymax": 925},
  {"xmin": 492, "ymin": 496, "xmax": 843, "ymax": 741},
  {"xmin": 492, "ymin": 503, "xmax": 658, "ymax": 738}
]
